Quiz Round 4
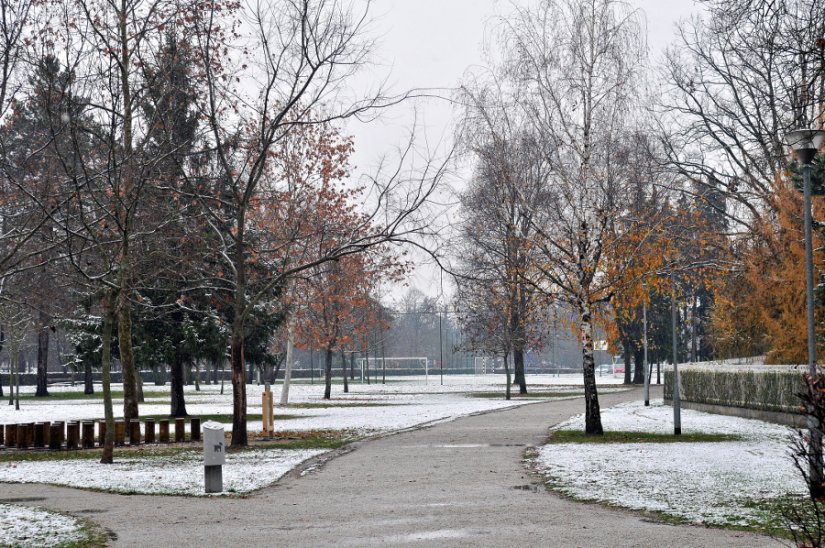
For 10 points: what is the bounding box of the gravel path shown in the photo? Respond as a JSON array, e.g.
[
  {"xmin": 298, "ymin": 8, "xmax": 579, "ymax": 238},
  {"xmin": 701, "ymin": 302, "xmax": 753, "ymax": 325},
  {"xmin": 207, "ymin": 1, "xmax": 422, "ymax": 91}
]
[{"xmin": 0, "ymin": 387, "xmax": 779, "ymax": 547}]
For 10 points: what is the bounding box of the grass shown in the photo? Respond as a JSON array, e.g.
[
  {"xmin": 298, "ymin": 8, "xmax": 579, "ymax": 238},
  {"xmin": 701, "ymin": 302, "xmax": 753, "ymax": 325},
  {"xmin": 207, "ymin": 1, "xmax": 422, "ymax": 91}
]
[
  {"xmin": 139, "ymin": 413, "xmax": 301, "ymax": 423},
  {"xmin": 62, "ymin": 517, "xmax": 110, "ymax": 548},
  {"xmin": 538, "ymin": 465, "xmax": 793, "ymax": 540},
  {"xmin": 469, "ymin": 391, "xmax": 584, "ymax": 399},
  {"xmin": 0, "ymin": 429, "xmax": 357, "ymax": 463},
  {"xmin": 546, "ymin": 429, "xmax": 743, "ymax": 444},
  {"xmin": 12, "ymin": 390, "xmax": 169, "ymax": 401},
  {"xmin": 283, "ymin": 402, "xmax": 398, "ymax": 409}
]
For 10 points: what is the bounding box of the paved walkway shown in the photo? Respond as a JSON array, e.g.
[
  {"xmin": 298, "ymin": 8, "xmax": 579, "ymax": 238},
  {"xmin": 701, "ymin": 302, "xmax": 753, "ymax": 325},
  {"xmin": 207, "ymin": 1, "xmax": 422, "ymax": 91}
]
[{"xmin": 1, "ymin": 387, "xmax": 779, "ymax": 547}]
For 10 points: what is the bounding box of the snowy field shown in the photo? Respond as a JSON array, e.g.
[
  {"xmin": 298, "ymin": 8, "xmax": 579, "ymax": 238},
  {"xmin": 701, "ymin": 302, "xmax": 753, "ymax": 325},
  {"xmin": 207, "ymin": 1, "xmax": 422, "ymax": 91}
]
[
  {"xmin": 0, "ymin": 504, "xmax": 88, "ymax": 547},
  {"xmin": 0, "ymin": 373, "xmax": 627, "ymax": 436},
  {"xmin": 535, "ymin": 400, "xmax": 804, "ymax": 527},
  {"xmin": 0, "ymin": 374, "xmax": 628, "ymax": 498},
  {"xmin": 0, "ymin": 448, "xmax": 325, "ymax": 496}
]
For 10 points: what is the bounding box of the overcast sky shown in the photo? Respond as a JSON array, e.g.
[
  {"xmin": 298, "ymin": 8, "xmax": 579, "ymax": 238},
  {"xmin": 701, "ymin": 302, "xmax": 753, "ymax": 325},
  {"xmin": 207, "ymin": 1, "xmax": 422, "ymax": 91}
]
[{"xmin": 344, "ymin": 0, "xmax": 702, "ymax": 302}]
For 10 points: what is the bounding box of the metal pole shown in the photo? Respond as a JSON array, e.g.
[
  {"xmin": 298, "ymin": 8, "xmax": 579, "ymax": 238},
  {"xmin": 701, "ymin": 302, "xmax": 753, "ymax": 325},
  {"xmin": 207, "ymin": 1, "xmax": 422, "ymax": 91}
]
[
  {"xmin": 803, "ymin": 163, "xmax": 823, "ymax": 494},
  {"xmin": 643, "ymin": 299, "xmax": 649, "ymax": 407},
  {"xmin": 439, "ymin": 308, "xmax": 444, "ymax": 386},
  {"xmin": 671, "ymin": 268, "xmax": 681, "ymax": 435}
]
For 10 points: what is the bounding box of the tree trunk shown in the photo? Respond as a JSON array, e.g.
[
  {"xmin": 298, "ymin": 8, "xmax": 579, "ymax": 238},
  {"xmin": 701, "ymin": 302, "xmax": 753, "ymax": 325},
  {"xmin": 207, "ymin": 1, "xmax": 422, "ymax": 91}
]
[
  {"xmin": 280, "ymin": 326, "xmax": 294, "ymax": 406},
  {"xmin": 341, "ymin": 349, "xmax": 349, "ymax": 394},
  {"xmin": 230, "ymin": 327, "xmax": 247, "ymax": 447},
  {"xmin": 513, "ymin": 348, "xmax": 527, "ymax": 394},
  {"xmin": 504, "ymin": 352, "xmax": 512, "ymax": 400},
  {"xmin": 117, "ymin": 281, "xmax": 139, "ymax": 420},
  {"xmin": 194, "ymin": 360, "xmax": 201, "ymax": 391},
  {"xmin": 154, "ymin": 363, "xmax": 166, "ymax": 386},
  {"xmin": 580, "ymin": 300, "xmax": 603, "ymax": 435},
  {"xmin": 35, "ymin": 310, "xmax": 50, "ymax": 397},
  {"xmin": 100, "ymin": 296, "xmax": 116, "ymax": 464},
  {"xmin": 170, "ymin": 354, "xmax": 188, "ymax": 417},
  {"xmin": 633, "ymin": 346, "xmax": 644, "ymax": 384},
  {"xmin": 622, "ymin": 336, "xmax": 632, "ymax": 385},
  {"xmin": 13, "ymin": 351, "xmax": 20, "ymax": 410},
  {"xmin": 84, "ymin": 360, "xmax": 94, "ymax": 394},
  {"xmin": 324, "ymin": 347, "xmax": 333, "ymax": 400}
]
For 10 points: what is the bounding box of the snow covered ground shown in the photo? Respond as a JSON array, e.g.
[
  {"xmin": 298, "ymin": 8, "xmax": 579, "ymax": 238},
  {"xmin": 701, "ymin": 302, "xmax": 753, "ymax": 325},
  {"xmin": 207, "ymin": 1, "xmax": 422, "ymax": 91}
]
[
  {"xmin": 0, "ymin": 374, "xmax": 625, "ymax": 497},
  {"xmin": 0, "ymin": 374, "xmax": 625, "ymax": 436},
  {"xmin": 0, "ymin": 503, "xmax": 87, "ymax": 547},
  {"xmin": 0, "ymin": 448, "xmax": 325, "ymax": 496},
  {"xmin": 535, "ymin": 400, "xmax": 804, "ymax": 527}
]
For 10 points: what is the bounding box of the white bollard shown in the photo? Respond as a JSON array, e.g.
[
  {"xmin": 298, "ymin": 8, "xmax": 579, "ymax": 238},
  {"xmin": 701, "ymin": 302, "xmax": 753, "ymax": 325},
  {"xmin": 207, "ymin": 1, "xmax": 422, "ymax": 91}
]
[{"xmin": 202, "ymin": 421, "xmax": 226, "ymax": 493}]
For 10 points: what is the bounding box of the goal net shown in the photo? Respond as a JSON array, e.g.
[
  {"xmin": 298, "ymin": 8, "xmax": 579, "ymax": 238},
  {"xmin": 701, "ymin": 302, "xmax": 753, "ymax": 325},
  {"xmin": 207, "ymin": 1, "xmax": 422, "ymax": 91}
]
[
  {"xmin": 474, "ymin": 355, "xmax": 504, "ymax": 375},
  {"xmin": 358, "ymin": 357, "xmax": 429, "ymax": 383}
]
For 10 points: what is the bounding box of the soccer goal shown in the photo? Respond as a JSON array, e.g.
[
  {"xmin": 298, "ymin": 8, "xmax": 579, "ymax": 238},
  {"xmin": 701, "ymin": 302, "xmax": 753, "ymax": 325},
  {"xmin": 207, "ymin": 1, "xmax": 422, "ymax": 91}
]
[
  {"xmin": 358, "ymin": 357, "xmax": 429, "ymax": 383},
  {"xmin": 474, "ymin": 355, "xmax": 503, "ymax": 375}
]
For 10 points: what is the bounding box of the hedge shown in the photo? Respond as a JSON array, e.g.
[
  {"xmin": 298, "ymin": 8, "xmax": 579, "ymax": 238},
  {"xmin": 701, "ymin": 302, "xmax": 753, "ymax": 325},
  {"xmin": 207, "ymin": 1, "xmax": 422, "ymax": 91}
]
[{"xmin": 663, "ymin": 368, "xmax": 805, "ymax": 414}]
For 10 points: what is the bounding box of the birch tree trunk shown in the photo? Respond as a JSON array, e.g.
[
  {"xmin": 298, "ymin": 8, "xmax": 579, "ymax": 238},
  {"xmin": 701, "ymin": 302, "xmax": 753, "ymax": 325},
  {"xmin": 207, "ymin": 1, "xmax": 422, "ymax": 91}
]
[
  {"xmin": 579, "ymin": 300, "xmax": 603, "ymax": 435},
  {"xmin": 280, "ymin": 326, "xmax": 294, "ymax": 405}
]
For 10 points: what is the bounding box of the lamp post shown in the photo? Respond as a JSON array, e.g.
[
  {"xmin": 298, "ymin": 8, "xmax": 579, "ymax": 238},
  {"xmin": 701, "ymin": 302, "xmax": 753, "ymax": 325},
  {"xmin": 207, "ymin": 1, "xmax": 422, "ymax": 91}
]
[
  {"xmin": 671, "ymin": 266, "xmax": 681, "ymax": 436},
  {"xmin": 643, "ymin": 298, "xmax": 649, "ymax": 407},
  {"xmin": 786, "ymin": 127, "xmax": 825, "ymax": 499}
]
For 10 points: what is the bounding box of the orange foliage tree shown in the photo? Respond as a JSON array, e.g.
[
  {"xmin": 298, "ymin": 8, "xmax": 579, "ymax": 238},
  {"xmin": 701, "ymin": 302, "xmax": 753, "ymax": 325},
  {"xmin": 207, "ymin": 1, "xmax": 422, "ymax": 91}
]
[{"xmin": 709, "ymin": 177, "xmax": 824, "ymax": 364}]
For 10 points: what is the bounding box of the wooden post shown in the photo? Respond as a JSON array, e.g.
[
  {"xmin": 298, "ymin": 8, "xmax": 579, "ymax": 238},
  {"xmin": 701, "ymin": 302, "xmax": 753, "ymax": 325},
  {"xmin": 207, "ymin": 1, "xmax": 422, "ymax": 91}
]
[
  {"xmin": 144, "ymin": 418, "xmax": 156, "ymax": 444},
  {"xmin": 175, "ymin": 418, "xmax": 185, "ymax": 442},
  {"xmin": 41, "ymin": 422, "xmax": 50, "ymax": 447},
  {"xmin": 190, "ymin": 418, "xmax": 201, "ymax": 442},
  {"xmin": 17, "ymin": 424, "xmax": 31, "ymax": 449},
  {"xmin": 49, "ymin": 424, "xmax": 62, "ymax": 450},
  {"xmin": 159, "ymin": 419, "xmax": 169, "ymax": 443},
  {"xmin": 82, "ymin": 422, "xmax": 95, "ymax": 449},
  {"xmin": 66, "ymin": 422, "xmax": 79, "ymax": 450},
  {"xmin": 53, "ymin": 421, "xmax": 65, "ymax": 447},
  {"xmin": 262, "ymin": 390, "xmax": 274, "ymax": 436},
  {"xmin": 5, "ymin": 424, "xmax": 17, "ymax": 448},
  {"xmin": 114, "ymin": 420, "xmax": 125, "ymax": 446},
  {"xmin": 129, "ymin": 420, "xmax": 141, "ymax": 445},
  {"xmin": 33, "ymin": 422, "xmax": 45, "ymax": 448},
  {"xmin": 98, "ymin": 421, "xmax": 106, "ymax": 447}
]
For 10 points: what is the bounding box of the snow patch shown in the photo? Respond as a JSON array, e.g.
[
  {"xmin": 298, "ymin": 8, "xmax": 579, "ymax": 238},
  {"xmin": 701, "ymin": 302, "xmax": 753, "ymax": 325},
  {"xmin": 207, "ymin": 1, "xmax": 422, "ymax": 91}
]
[
  {"xmin": 0, "ymin": 504, "xmax": 85, "ymax": 547},
  {"xmin": 535, "ymin": 400, "xmax": 804, "ymax": 526}
]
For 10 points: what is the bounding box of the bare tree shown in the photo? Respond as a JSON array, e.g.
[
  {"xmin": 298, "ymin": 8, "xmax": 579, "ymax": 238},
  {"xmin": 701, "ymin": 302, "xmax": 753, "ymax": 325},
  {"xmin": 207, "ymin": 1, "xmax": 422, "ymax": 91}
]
[
  {"xmin": 658, "ymin": 0, "xmax": 825, "ymax": 232},
  {"xmin": 501, "ymin": 0, "xmax": 648, "ymax": 434},
  {"xmin": 454, "ymin": 74, "xmax": 549, "ymax": 395},
  {"xmin": 188, "ymin": 0, "xmax": 446, "ymax": 446}
]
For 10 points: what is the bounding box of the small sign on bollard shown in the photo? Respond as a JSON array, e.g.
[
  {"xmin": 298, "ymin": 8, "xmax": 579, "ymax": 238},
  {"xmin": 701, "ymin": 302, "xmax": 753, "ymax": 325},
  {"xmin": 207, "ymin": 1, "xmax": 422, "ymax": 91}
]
[{"xmin": 202, "ymin": 421, "xmax": 226, "ymax": 493}]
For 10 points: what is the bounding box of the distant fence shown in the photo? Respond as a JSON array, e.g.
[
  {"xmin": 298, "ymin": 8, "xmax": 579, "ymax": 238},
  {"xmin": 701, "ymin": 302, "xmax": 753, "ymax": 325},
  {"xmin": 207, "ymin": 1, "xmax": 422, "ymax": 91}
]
[{"xmin": 664, "ymin": 365, "xmax": 806, "ymax": 426}]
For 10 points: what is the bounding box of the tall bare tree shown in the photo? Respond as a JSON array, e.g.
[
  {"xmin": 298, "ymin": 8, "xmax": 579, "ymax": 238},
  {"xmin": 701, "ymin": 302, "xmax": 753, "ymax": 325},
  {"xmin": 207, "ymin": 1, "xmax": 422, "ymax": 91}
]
[
  {"xmin": 501, "ymin": 0, "xmax": 648, "ymax": 434},
  {"xmin": 188, "ymin": 0, "xmax": 445, "ymax": 446}
]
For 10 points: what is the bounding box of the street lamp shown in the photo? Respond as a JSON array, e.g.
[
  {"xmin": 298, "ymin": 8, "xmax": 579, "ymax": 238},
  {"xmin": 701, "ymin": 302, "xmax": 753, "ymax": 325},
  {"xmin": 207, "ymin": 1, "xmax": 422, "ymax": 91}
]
[{"xmin": 785, "ymin": 127, "xmax": 825, "ymax": 498}]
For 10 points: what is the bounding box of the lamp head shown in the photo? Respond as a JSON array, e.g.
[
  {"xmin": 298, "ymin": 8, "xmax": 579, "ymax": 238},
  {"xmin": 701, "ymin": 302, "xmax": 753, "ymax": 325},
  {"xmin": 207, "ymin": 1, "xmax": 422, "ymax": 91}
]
[{"xmin": 786, "ymin": 128, "xmax": 825, "ymax": 165}]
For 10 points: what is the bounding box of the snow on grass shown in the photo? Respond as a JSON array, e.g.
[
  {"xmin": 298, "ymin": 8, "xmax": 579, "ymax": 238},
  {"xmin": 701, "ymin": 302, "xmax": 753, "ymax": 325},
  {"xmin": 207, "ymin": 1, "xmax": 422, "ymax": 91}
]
[
  {"xmin": 1, "ymin": 375, "xmax": 621, "ymax": 436},
  {"xmin": 0, "ymin": 503, "xmax": 86, "ymax": 547},
  {"xmin": 1, "ymin": 375, "xmax": 613, "ymax": 496},
  {"xmin": 0, "ymin": 448, "xmax": 325, "ymax": 496},
  {"xmin": 535, "ymin": 400, "xmax": 805, "ymax": 527}
]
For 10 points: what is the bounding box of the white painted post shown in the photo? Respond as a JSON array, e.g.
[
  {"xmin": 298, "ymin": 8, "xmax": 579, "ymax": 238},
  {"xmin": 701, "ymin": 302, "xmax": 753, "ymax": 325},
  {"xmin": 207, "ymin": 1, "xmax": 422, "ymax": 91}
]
[{"xmin": 203, "ymin": 421, "xmax": 226, "ymax": 493}]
